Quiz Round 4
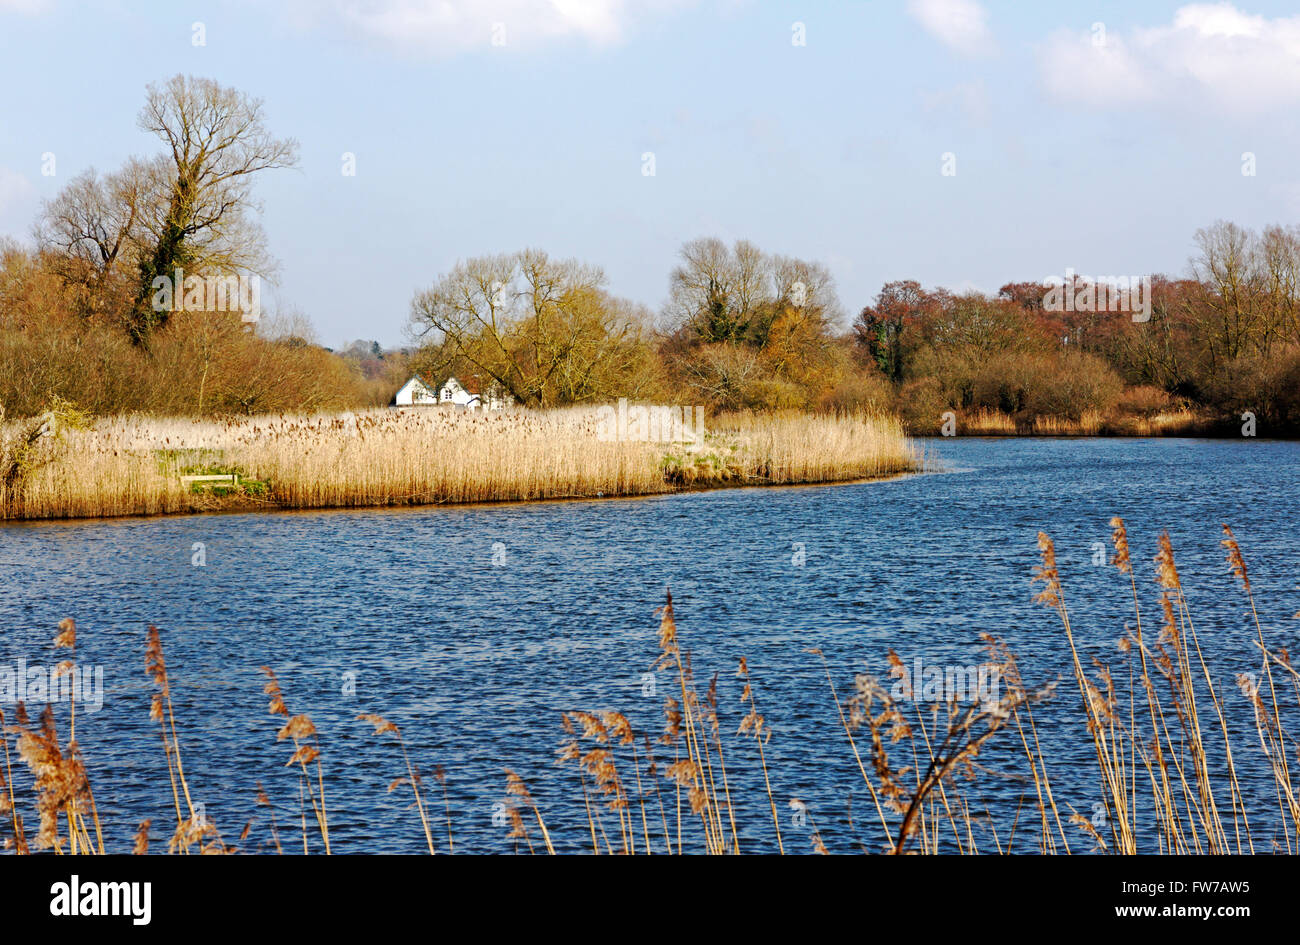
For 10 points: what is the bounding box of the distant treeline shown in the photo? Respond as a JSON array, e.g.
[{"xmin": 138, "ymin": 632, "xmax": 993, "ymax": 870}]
[
  {"xmin": 409, "ymin": 225, "xmax": 1300, "ymax": 434},
  {"xmin": 852, "ymin": 221, "xmax": 1300, "ymax": 434},
  {"xmin": 6, "ymin": 224, "xmax": 1300, "ymax": 432},
  {"xmin": 1, "ymin": 78, "xmax": 1295, "ymax": 428}
]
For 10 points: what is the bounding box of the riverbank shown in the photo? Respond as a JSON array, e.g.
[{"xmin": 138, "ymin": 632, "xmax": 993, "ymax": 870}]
[
  {"xmin": 0, "ymin": 406, "xmax": 919, "ymax": 521},
  {"xmin": 904, "ymin": 405, "xmax": 1226, "ymax": 437}
]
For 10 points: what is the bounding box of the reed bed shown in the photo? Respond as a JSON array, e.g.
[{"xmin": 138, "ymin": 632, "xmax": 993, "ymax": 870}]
[
  {"xmin": 924, "ymin": 406, "xmax": 1207, "ymax": 437},
  {"xmin": 1, "ymin": 521, "xmax": 1295, "ymax": 854},
  {"xmin": 1031, "ymin": 407, "xmax": 1205, "ymax": 436},
  {"xmin": 961, "ymin": 407, "xmax": 1020, "ymax": 435},
  {"xmin": 1032, "ymin": 409, "xmax": 1105, "ymax": 436},
  {"xmin": 0, "ymin": 406, "xmax": 918, "ymax": 521},
  {"xmin": 1103, "ymin": 407, "xmax": 1207, "ymax": 437}
]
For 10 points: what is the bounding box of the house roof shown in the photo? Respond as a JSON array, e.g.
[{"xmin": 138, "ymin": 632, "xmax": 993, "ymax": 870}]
[
  {"xmin": 422, "ymin": 374, "xmax": 483, "ymax": 395},
  {"xmin": 395, "ymin": 372, "xmax": 508, "ymax": 404}
]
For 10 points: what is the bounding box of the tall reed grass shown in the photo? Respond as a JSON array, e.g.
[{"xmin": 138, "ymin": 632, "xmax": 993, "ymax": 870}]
[
  {"xmin": 915, "ymin": 405, "xmax": 1207, "ymax": 437},
  {"xmin": 0, "ymin": 406, "xmax": 917, "ymax": 521},
  {"xmin": 1, "ymin": 521, "xmax": 1293, "ymax": 854}
]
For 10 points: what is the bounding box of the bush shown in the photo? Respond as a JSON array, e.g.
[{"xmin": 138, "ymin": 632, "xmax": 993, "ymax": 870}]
[
  {"xmin": 1204, "ymin": 345, "xmax": 1300, "ymax": 431},
  {"xmin": 818, "ymin": 365, "xmax": 895, "ymax": 412},
  {"xmin": 1114, "ymin": 385, "xmax": 1174, "ymax": 417},
  {"xmin": 1026, "ymin": 350, "xmax": 1124, "ymax": 420},
  {"xmin": 0, "ymin": 313, "xmax": 370, "ymax": 418},
  {"xmin": 896, "ymin": 376, "xmax": 947, "ymax": 433}
]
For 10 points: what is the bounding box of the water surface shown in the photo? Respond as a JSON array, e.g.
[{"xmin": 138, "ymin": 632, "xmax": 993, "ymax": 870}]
[{"xmin": 2, "ymin": 437, "xmax": 1297, "ymax": 853}]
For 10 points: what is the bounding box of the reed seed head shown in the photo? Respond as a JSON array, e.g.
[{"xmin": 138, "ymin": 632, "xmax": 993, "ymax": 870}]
[
  {"xmin": 1155, "ymin": 532, "xmax": 1181, "ymax": 590},
  {"xmin": 259, "ymin": 667, "xmax": 288, "ymax": 716},
  {"xmin": 1108, "ymin": 517, "xmax": 1131, "ymax": 574},
  {"xmin": 1032, "ymin": 532, "xmax": 1062, "ymax": 608},
  {"xmin": 357, "ymin": 713, "xmax": 400, "ymax": 737},
  {"xmin": 1221, "ymin": 524, "xmax": 1250, "ymax": 593},
  {"xmin": 133, "ymin": 819, "xmax": 151, "ymax": 855},
  {"xmin": 657, "ymin": 588, "xmax": 677, "ymax": 652},
  {"xmin": 54, "ymin": 617, "xmax": 76, "ymax": 649}
]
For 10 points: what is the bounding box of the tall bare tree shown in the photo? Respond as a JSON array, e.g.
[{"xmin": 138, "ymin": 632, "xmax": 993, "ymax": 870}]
[
  {"xmin": 1191, "ymin": 220, "xmax": 1257, "ymax": 368},
  {"xmin": 129, "ymin": 74, "xmax": 298, "ymax": 343}
]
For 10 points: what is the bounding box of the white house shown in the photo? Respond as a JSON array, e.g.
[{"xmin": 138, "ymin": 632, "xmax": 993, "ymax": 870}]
[{"xmin": 392, "ymin": 374, "xmax": 513, "ymax": 410}]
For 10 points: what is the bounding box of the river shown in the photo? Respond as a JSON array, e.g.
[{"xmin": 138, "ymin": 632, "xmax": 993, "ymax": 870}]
[{"xmin": 2, "ymin": 437, "xmax": 1296, "ymax": 853}]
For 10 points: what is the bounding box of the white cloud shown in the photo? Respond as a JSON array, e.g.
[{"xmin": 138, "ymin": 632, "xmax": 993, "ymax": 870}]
[
  {"xmin": 1039, "ymin": 3, "xmax": 1300, "ymax": 111},
  {"xmin": 323, "ymin": 0, "xmax": 693, "ymax": 55},
  {"xmin": 906, "ymin": 0, "xmax": 994, "ymax": 57}
]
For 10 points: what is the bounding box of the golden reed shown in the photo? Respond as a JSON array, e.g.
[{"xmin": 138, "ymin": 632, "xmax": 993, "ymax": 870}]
[{"xmin": 0, "ymin": 406, "xmax": 917, "ymax": 521}]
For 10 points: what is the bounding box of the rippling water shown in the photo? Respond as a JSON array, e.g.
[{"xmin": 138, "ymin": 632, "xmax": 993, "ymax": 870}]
[{"xmin": 2, "ymin": 437, "xmax": 1297, "ymax": 853}]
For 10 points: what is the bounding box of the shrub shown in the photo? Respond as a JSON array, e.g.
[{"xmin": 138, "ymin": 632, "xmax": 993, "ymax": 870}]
[
  {"xmin": 1204, "ymin": 345, "xmax": 1300, "ymax": 431},
  {"xmin": 817, "ymin": 365, "xmax": 895, "ymax": 413},
  {"xmin": 896, "ymin": 376, "xmax": 948, "ymax": 433},
  {"xmin": 1024, "ymin": 350, "xmax": 1124, "ymax": 420},
  {"xmin": 1114, "ymin": 385, "xmax": 1174, "ymax": 417}
]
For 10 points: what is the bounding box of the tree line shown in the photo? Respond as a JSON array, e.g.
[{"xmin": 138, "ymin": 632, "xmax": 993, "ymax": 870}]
[
  {"xmin": 2, "ymin": 76, "xmax": 1296, "ymax": 429},
  {"xmin": 409, "ymin": 224, "xmax": 1300, "ymax": 431}
]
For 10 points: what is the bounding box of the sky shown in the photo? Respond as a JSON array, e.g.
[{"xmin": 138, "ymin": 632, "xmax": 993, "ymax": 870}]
[{"xmin": 2, "ymin": 0, "xmax": 1300, "ymax": 347}]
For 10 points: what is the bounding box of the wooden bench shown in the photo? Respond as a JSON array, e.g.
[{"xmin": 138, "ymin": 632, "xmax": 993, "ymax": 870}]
[{"xmin": 180, "ymin": 474, "xmax": 239, "ymax": 487}]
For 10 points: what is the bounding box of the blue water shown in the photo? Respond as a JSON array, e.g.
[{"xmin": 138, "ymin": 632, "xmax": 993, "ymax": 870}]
[{"xmin": 1, "ymin": 437, "xmax": 1297, "ymax": 853}]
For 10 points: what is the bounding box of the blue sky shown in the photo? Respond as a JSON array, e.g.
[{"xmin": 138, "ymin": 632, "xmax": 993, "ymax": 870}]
[{"xmin": 2, "ymin": 0, "xmax": 1299, "ymax": 346}]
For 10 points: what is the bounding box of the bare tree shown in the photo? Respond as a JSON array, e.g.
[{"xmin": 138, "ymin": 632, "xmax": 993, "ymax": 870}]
[
  {"xmin": 410, "ymin": 250, "xmax": 659, "ymax": 406},
  {"xmin": 666, "ymin": 238, "xmax": 770, "ymax": 343},
  {"xmin": 1257, "ymin": 224, "xmax": 1300, "ymax": 348},
  {"xmin": 1188, "ymin": 220, "xmax": 1300, "ymax": 383},
  {"xmin": 130, "ymin": 74, "xmax": 298, "ymax": 343},
  {"xmin": 1191, "ymin": 221, "xmax": 1256, "ymax": 367},
  {"xmin": 35, "ymin": 158, "xmax": 163, "ymax": 322}
]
